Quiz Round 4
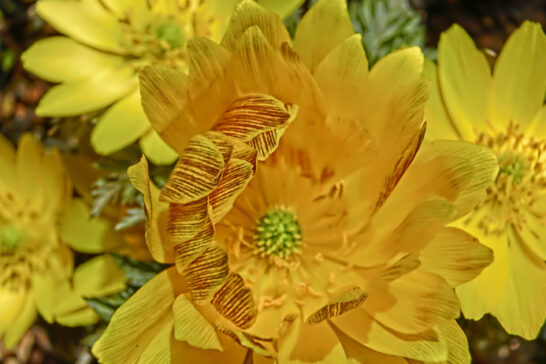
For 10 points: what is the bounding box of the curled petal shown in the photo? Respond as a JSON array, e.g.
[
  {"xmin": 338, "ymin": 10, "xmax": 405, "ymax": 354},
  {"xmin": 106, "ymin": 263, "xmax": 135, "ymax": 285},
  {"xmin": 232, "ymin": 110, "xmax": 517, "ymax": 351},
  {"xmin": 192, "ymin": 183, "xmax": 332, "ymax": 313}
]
[
  {"xmin": 160, "ymin": 135, "xmax": 225, "ymax": 204},
  {"xmin": 306, "ymin": 287, "xmax": 367, "ymax": 324},
  {"xmin": 211, "ymin": 273, "xmax": 257, "ymax": 329},
  {"xmin": 184, "ymin": 246, "xmax": 229, "ymax": 303}
]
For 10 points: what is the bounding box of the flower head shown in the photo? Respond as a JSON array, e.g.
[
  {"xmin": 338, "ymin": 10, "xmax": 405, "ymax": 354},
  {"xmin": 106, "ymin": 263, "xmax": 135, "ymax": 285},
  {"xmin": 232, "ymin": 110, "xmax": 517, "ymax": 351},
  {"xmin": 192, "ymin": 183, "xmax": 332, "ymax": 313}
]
[
  {"xmin": 424, "ymin": 21, "xmax": 546, "ymax": 340},
  {"xmin": 93, "ymin": 0, "xmax": 497, "ymax": 363},
  {"xmin": 0, "ymin": 134, "xmax": 126, "ymax": 349},
  {"xmin": 22, "ymin": 0, "xmax": 303, "ymax": 164}
]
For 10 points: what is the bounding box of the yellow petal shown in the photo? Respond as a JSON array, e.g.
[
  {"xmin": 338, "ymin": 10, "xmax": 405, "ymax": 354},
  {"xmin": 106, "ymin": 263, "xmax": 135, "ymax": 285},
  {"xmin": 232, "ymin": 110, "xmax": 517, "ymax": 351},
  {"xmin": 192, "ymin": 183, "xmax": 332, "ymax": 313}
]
[
  {"xmin": 139, "ymin": 319, "xmax": 174, "ymax": 364},
  {"xmin": 2, "ymin": 293, "xmax": 36, "ymax": 350},
  {"xmin": 364, "ymin": 270, "xmax": 459, "ymax": 334},
  {"xmin": 257, "ymin": 0, "xmax": 304, "ymax": 19},
  {"xmin": 36, "ymin": 68, "xmax": 137, "ymax": 117},
  {"xmin": 15, "ymin": 134, "xmax": 46, "ymax": 209},
  {"xmin": 0, "ymin": 133, "xmax": 16, "ymax": 193},
  {"xmin": 22, "ymin": 36, "xmax": 125, "ymax": 83},
  {"xmin": 127, "ymin": 157, "xmax": 173, "ymax": 264},
  {"xmin": 74, "ymin": 255, "xmax": 126, "ymax": 298},
  {"xmin": 489, "ymin": 229, "xmax": 546, "ymax": 340},
  {"xmin": 210, "ymin": 273, "xmax": 257, "ymax": 329},
  {"xmin": 313, "ymin": 34, "xmax": 368, "ymax": 119},
  {"xmin": 58, "ymin": 198, "xmax": 124, "ymax": 254},
  {"xmin": 294, "ymin": 0, "xmax": 354, "ymax": 72},
  {"xmin": 437, "ymin": 24, "xmax": 492, "ymax": 140},
  {"xmin": 280, "ymin": 318, "xmax": 347, "ymax": 363},
  {"xmin": 387, "ymin": 140, "xmax": 498, "ymax": 223},
  {"xmin": 101, "ymin": 0, "xmax": 150, "ymax": 25},
  {"xmin": 330, "ymin": 323, "xmax": 408, "ymax": 364},
  {"xmin": 31, "ymin": 272, "xmax": 57, "ymax": 323},
  {"xmin": 92, "ymin": 268, "xmax": 178, "ymax": 364},
  {"xmin": 91, "ymin": 90, "xmax": 151, "ymax": 155},
  {"xmin": 221, "ymin": 0, "xmax": 292, "ymax": 50},
  {"xmin": 139, "ymin": 65, "xmax": 196, "ymax": 154},
  {"xmin": 160, "ymin": 134, "xmax": 224, "ymax": 204},
  {"xmin": 183, "ymin": 246, "xmax": 229, "ymax": 303},
  {"xmin": 36, "ymin": 0, "xmax": 126, "ymax": 53},
  {"xmin": 455, "ymin": 214, "xmax": 509, "ymax": 321},
  {"xmin": 436, "ymin": 320, "xmax": 471, "ymax": 364},
  {"xmin": 491, "ymin": 21, "xmax": 546, "ymax": 130},
  {"xmin": 139, "ymin": 130, "xmax": 179, "ymax": 165},
  {"xmin": 420, "ymin": 227, "xmax": 493, "ymax": 287},
  {"xmin": 56, "ymin": 307, "xmax": 99, "ymax": 327},
  {"xmin": 331, "ymin": 308, "xmax": 448, "ymax": 362},
  {"xmin": 0, "ymin": 286, "xmax": 26, "ymax": 336},
  {"xmin": 422, "ymin": 58, "xmax": 460, "ymax": 140},
  {"xmin": 173, "ymin": 295, "xmax": 222, "ymax": 350}
]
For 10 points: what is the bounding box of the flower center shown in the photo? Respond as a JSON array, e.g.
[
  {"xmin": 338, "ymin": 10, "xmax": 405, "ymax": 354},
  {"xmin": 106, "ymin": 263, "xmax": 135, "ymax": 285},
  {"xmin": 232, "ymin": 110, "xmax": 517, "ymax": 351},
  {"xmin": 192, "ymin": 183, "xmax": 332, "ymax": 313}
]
[
  {"xmin": 0, "ymin": 225, "xmax": 23, "ymax": 252},
  {"xmin": 253, "ymin": 207, "xmax": 303, "ymax": 260},
  {"xmin": 472, "ymin": 122, "xmax": 546, "ymax": 234},
  {"xmin": 154, "ymin": 21, "xmax": 185, "ymax": 49}
]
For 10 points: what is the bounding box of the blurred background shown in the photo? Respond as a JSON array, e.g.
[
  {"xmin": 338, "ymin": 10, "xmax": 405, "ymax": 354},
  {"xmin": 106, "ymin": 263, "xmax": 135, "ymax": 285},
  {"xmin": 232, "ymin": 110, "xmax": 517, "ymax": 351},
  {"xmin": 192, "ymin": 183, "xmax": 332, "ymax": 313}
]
[{"xmin": 1, "ymin": 0, "xmax": 545, "ymax": 363}]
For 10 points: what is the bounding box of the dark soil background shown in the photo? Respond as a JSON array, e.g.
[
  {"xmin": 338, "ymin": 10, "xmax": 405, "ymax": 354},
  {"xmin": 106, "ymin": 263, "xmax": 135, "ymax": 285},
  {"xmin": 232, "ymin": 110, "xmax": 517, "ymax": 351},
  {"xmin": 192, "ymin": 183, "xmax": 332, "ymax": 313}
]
[{"xmin": 1, "ymin": 0, "xmax": 545, "ymax": 363}]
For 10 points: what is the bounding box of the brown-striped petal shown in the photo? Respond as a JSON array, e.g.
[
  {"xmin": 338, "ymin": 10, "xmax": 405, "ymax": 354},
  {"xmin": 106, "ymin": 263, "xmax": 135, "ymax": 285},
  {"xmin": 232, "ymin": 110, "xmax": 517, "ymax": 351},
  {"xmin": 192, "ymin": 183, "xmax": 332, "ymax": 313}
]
[
  {"xmin": 160, "ymin": 134, "xmax": 225, "ymax": 204},
  {"xmin": 213, "ymin": 94, "xmax": 297, "ymax": 147},
  {"xmin": 173, "ymin": 209, "xmax": 214, "ymax": 272},
  {"xmin": 209, "ymin": 158, "xmax": 254, "ymax": 224},
  {"xmin": 211, "ymin": 273, "xmax": 257, "ymax": 329},
  {"xmin": 184, "ymin": 246, "xmax": 229, "ymax": 304},
  {"xmin": 306, "ymin": 287, "xmax": 367, "ymax": 324}
]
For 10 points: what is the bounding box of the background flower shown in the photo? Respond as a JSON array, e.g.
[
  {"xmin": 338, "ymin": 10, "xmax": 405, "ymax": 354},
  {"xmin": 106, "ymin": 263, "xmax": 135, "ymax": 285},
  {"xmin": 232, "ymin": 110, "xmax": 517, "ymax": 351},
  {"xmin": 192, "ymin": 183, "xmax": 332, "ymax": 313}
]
[
  {"xmin": 424, "ymin": 21, "xmax": 546, "ymax": 340},
  {"xmin": 21, "ymin": 0, "xmax": 303, "ymax": 165},
  {"xmin": 0, "ymin": 133, "xmax": 127, "ymax": 349}
]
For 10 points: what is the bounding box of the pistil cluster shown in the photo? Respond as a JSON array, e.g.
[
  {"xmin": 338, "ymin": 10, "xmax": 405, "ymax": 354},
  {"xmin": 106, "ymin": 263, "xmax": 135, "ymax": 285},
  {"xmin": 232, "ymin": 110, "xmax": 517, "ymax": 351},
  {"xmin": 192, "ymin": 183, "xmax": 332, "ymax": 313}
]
[
  {"xmin": 253, "ymin": 207, "xmax": 303, "ymax": 260},
  {"xmin": 473, "ymin": 122, "xmax": 546, "ymax": 234}
]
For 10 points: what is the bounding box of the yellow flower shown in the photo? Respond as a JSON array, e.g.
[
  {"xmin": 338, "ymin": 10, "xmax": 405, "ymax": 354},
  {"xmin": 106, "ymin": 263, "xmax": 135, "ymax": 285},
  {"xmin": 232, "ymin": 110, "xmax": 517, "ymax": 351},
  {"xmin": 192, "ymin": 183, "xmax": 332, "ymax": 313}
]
[
  {"xmin": 0, "ymin": 134, "xmax": 126, "ymax": 349},
  {"xmin": 93, "ymin": 0, "xmax": 497, "ymax": 363},
  {"xmin": 424, "ymin": 21, "xmax": 546, "ymax": 340},
  {"xmin": 22, "ymin": 0, "xmax": 303, "ymax": 165}
]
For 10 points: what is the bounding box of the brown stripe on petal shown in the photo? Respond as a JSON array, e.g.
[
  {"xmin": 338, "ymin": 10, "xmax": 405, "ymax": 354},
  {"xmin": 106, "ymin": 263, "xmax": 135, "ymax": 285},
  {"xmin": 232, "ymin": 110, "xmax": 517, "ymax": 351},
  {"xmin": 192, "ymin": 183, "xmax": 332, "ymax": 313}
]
[
  {"xmin": 211, "ymin": 273, "xmax": 257, "ymax": 329},
  {"xmin": 184, "ymin": 245, "xmax": 229, "ymax": 303},
  {"xmin": 306, "ymin": 288, "xmax": 367, "ymax": 324},
  {"xmin": 374, "ymin": 123, "xmax": 426, "ymax": 212},
  {"xmin": 174, "ymin": 214, "xmax": 214, "ymax": 272},
  {"xmin": 203, "ymin": 131, "xmax": 235, "ymax": 165},
  {"xmin": 231, "ymin": 140, "xmax": 258, "ymax": 171},
  {"xmin": 213, "ymin": 94, "xmax": 296, "ymax": 142},
  {"xmin": 160, "ymin": 135, "xmax": 225, "ymax": 204},
  {"xmin": 249, "ymin": 129, "xmax": 282, "ymax": 161},
  {"xmin": 167, "ymin": 197, "xmax": 209, "ymax": 241},
  {"xmin": 209, "ymin": 159, "xmax": 254, "ymax": 224}
]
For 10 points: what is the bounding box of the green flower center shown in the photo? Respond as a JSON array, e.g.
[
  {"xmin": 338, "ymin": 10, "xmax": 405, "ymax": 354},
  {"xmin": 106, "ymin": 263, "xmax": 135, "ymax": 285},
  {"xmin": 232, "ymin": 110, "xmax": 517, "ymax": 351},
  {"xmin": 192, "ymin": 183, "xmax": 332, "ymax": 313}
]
[
  {"xmin": 154, "ymin": 21, "xmax": 185, "ymax": 49},
  {"xmin": 253, "ymin": 208, "xmax": 303, "ymax": 259},
  {"xmin": 0, "ymin": 225, "xmax": 23, "ymax": 251},
  {"xmin": 498, "ymin": 153, "xmax": 527, "ymax": 184}
]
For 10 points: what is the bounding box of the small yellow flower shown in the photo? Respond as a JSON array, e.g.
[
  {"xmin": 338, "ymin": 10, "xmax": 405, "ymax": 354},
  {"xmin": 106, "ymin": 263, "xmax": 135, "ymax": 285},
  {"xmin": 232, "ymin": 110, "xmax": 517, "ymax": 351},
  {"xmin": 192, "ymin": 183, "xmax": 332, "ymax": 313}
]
[
  {"xmin": 22, "ymin": 0, "xmax": 303, "ymax": 165},
  {"xmin": 424, "ymin": 21, "xmax": 546, "ymax": 340},
  {"xmin": 0, "ymin": 134, "xmax": 126, "ymax": 349},
  {"xmin": 93, "ymin": 1, "xmax": 498, "ymax": 363}
]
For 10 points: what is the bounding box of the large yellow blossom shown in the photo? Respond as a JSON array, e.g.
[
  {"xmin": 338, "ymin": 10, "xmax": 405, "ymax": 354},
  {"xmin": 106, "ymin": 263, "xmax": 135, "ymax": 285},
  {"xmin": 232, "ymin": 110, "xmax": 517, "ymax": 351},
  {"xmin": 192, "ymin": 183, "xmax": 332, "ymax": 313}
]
[
  {"xmin": 424, "ymin": 22, "xmax": 546, "ymax": 340},
  {"xmin": 93, "ymin": 1, "xmax": 497, "ymax": 363},
  {"xmin": 22, "ymin": 0, "xmax": 303, "ymax": 165},
  {"xmin": 0, "ymin": 134, "xmax": 126, "ymax": 349}
]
